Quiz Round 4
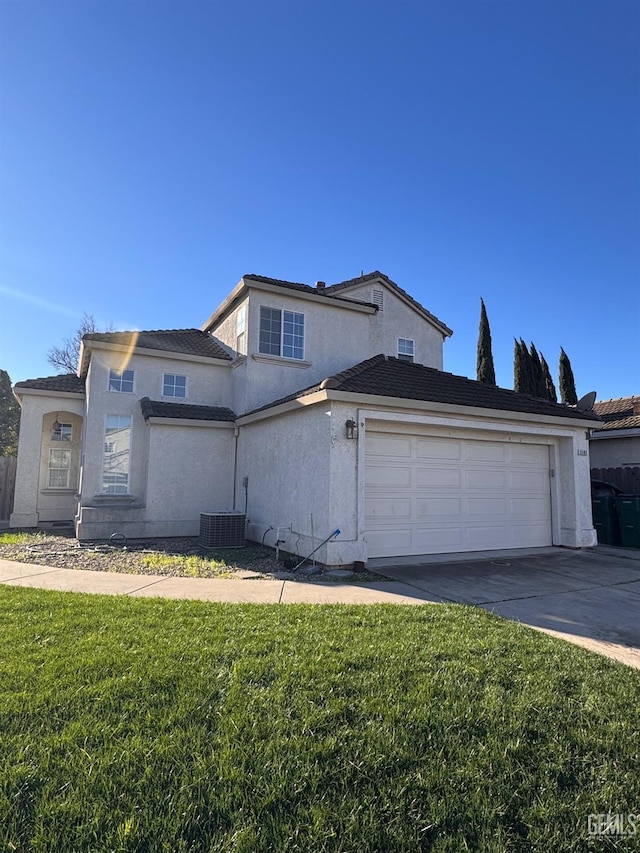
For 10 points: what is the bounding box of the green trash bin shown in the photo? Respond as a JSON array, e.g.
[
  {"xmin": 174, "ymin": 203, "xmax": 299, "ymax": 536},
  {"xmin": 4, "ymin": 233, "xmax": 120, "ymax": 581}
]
[
  {"xmin": 592, "ymin": 496, "xmax": 621, "ymax": 546},
  {"xmin": 613, "ymin": 496, "xmax": 640, "ymax": 549}
]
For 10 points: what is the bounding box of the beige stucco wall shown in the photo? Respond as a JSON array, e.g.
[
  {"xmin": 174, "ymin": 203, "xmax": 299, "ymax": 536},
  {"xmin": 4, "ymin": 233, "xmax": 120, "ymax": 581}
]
[
  {"xmin": 78, "ymin": 348, "xmax": 231, "ymax": 506},
  {"xmin": 335, "ymin": 281, "xmax": 447, "ymax": 370},
  {"xmin": 589, "ymin": 435, "xmax": 640, "ymax": 469},
  {"xmin": 144, "ymin": 422, "xmax": 235, "ymax": 536},
  {"xmin": 210, "ymin": 282, "xmax": 447, "ymax": 416},
  {"xmin": 235, "ymin": 404, "xmax": 335, "ymax": 562},
  {"xmin": 10, "ymin": 392, "xmax": 85, "ymax": 528}
]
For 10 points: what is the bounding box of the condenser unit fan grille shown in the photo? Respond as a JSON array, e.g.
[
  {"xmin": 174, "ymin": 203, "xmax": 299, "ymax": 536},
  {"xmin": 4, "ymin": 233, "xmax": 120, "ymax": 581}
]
[{"xmin": 199, "ymin": 512, "xmax": 246, "ymax": 548}]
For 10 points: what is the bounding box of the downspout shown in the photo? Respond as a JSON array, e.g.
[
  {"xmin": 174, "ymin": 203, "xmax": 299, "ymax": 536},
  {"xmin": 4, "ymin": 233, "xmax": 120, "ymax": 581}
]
[{"xmin": 232, "ymin": 426, "xmax": 239, "ymax": 510}]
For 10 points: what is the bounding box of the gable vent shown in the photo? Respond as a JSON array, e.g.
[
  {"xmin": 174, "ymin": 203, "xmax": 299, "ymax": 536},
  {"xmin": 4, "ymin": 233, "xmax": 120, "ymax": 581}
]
[{"xmin": 372, "ymin": 289, "xmax": 384, "ymax": 311}]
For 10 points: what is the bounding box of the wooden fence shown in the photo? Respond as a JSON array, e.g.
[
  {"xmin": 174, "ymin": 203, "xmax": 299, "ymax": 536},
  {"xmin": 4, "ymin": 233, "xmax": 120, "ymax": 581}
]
[
  {"xmin": 591, "ymin": 466, "xmax": 640, "ymax": 495},
  {"xmin": 0, "ymin": 456, "xmax": 17, "ymax": 520}
]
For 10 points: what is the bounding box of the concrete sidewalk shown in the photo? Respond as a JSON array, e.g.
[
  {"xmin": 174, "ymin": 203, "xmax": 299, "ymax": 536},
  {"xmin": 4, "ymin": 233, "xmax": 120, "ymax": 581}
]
[{"xmin": 0, "ymin": 559, "xmax": 438, "ymax": 605}]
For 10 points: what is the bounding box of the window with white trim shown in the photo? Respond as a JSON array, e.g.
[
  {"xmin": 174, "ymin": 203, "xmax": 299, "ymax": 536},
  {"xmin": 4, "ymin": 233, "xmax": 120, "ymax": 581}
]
[
  {"xmin": 108, "ymin": 368, "xmax": 134, "ymax": 392},
  {"xmin": 236, "ymin": 305, "xmax": 247, "ymax": 355},
  {"xmin": 48, "ymin": 449, "xmax": 71, "ymax": 488},
  {"xmin": 51, "ymin": 422, "xmax": 72, "ymax": 441},
  {"xmin": 259, "ymin": 307, "xmax": 304, "ymax": 359},
  {"xmin": 102, "ymin": 415, "xmax": 132, "ymax": 494},
  {"xmin": 397, "ymin": 338, "xmax": 415, "ymax": 362},
  {"xmin": 163, "ymin": 373, "xmax": 187, "ymax": 398}
]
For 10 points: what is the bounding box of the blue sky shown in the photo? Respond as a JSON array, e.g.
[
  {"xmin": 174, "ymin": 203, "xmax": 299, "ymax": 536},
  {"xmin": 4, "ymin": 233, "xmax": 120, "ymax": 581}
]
[{"xmin": 1, "ymin": 0, "xmax": 638, "ymax": 401}]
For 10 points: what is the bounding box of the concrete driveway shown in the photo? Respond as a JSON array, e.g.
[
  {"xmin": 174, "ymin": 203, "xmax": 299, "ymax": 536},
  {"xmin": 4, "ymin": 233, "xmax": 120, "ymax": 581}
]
[{"xmin": 368, "ymin": 546, "xmax": 640, "ymax": 669}]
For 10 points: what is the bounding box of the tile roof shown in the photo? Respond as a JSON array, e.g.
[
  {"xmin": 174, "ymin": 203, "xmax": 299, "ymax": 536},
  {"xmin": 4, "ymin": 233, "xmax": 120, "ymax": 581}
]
[
  {"xmin": 325, "ymin": 271, "xmax": 453, "ymax": 337},
  {"xmin": 83, "ymin": 329, "xmax": 231, "ymax": 361},
  {"xmin": 14, "ymin": 374, "xmax": 85, "ymax": 393},
  {"xmin": 243, "ymin": 354, "xmax": 601, "ymax": 422},
  {"xmin": 593, "ymin": 396, "xmax": 640, "ymax": 431},
  {"xmin": 140, "ymin": 398, "xmax": 236, "ymax": 422},
  {"xmin": 242, "ymin": 274, "xmax": 377, "ymax": 309}
]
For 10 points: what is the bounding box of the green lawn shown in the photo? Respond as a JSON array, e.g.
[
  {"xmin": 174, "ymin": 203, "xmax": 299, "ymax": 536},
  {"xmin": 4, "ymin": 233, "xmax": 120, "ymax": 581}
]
[{"xmin": 1, "ymin": 587, "xmax": 638, "ymax": 852}]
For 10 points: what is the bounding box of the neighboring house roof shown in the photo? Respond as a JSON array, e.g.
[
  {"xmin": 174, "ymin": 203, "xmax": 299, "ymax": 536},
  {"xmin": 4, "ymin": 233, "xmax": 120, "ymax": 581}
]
[
  {"xmin": 593, "ymin": 397, "xmax": 640, "ymax": 431},
  {"xmin": 14, "ymin": 374, "xmax": 86, "ymax": 394},
  {"xmin": 243, "ymin": 354, "xmax": 601, "ymax": 422},
  {"xmin": 140, "ymin": 398, "xmax": 236, "ymax": 422},
  {"xmin": 82, "ymin": 329, "xmax": 231, "ymax": 364},
  {"xmin": 325, "ymin": 271, "xmax": 453, "ymax": 338}
]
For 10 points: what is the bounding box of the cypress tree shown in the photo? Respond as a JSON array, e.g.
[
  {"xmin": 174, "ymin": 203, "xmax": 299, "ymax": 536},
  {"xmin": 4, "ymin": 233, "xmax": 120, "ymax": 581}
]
[
  {"xmin": 540, "ymin": 353, "xmax": 557, "ymax": 402},
  {"xmin": 529, "ymin": 343, "xmax": 546, "ymax": 398},
  {"xmin": 559, "ymin": 347, "xmax": 578, "ymax": 404},
  {"xmin": 514, "ymin": 340, "xmax": 526, "ymax": 394},
  {"xmin": 0, "ymin": 369, "xmax": 20, "ymax": 456},
  {"xmin": 476, "ymin": 298, "xmax": 496, "ymax": 385},
  {"xmin": 520, "ymin": 339, "xmax": 534, "ymax": 395}
]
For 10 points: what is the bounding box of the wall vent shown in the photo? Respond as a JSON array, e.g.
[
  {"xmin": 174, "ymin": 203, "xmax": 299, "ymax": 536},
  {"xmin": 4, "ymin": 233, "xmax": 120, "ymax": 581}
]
[
  {"xmin": 199, "ymin": 512, "xmax": 246, "ymax": 548},
  {"xmin": 372, "ymin": 288, "xmax": 384, "ymax": 310}
]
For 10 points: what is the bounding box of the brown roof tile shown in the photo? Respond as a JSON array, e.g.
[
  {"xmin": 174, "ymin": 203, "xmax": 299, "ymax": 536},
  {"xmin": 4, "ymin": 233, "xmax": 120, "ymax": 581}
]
[
  {"xmin": 593, "ymin": 396, "xmax": 639, "ymax": 420},
  {"xmin": 243, "ymin": 354, "xmax": 601, "ymax": 422},
  {"xmin": 242, "ymin": 274, "xmax": 376, "ymax": 309},
  {"xmin": 14, "ymin": 374, "xmax": 85, "ymax": 393},
  {"xmin": 83, "ymin": 329, "xmax": 231, "ymax": 361},
  {"xmin": 140, "ymin": 398, "xmax": 236, "ymax": 422}
]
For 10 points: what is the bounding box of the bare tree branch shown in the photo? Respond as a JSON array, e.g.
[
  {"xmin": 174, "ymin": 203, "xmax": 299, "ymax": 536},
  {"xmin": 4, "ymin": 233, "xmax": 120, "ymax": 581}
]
[{"xmin": 47, "ymin": 313, "xmax": 113, "ymax": 374}]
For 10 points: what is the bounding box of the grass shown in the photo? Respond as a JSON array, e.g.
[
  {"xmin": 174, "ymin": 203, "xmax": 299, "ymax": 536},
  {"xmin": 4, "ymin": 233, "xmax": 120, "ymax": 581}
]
[
  {"xmin": 1, "ymin": 587, "xmax": 639, "ymax": 852},
  {"xmin": 0, "ymin": 531, "xmax": 34, "ymax": 545}
]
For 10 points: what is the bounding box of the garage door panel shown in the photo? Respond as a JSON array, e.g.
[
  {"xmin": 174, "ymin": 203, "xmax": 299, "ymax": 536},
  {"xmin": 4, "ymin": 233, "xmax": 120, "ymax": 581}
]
[
  {"xmin": 465, "ymin": 442, "xmax": 506, "ymax": 462},
  {"xmin": 365, "ymin": 432, "xmax": 551, "ymax": 557},
  {"xmin": 366, "ymin": 464, "xmax": 412, "ymax": 487},
  {"xmin": 366, "ymin": 528, "xmax": 412, "ymax": 555},
  {"xmin": 466, "ymin": 469, "xmax": 506, "ymax": 490},
  {"xmin": 467, "ymin": 497, "xmax": 507, "ymax": 517},
  {"xmin": 416, "ymin": 439, "xmax": 462, "ymax": 460},
  {"xmin": 366, "ymin": 497, "xmax": 412, "ymax": 519},
  {"xmin": 415, "ymin": 468, "xmax": 462, "ymax": 489},
  {"xmin": 509, "ymin": 470, "xmax": 548, "ymax": 490},
  {"xmin": 414, "ymin": 527, "xmax": 465, "ymax": 550},
  {"xmin": 367, "ymin": 436, "xmax": 412, "ymax": 457},
  {"xmin": 416, "ymin": 498, "xmax": 463, "ymax": 518},
  {"xmin": 510, "ymin": 497, "xmax": 550, "ymax": 521},
  {"xmin": 508, "ymin": 444, "xmax": 548, "ymax": 465},
  {"xmin": 466, "ymin": 524, "xmax": 513, "ymax": 548}
]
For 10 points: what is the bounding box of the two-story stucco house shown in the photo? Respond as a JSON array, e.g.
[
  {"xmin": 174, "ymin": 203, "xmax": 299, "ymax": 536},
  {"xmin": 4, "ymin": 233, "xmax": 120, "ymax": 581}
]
[{"xmin": 11, "ymin": 271, "xmax": 599, "ymax": 566}]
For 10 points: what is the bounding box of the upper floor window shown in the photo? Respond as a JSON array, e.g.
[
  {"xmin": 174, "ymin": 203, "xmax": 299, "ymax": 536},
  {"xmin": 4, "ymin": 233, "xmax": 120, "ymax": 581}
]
[
  {"xmin": 397, "ymin": 338, "xmax": 414, "ymax": 362},
  {"xmin": 259, "ymin": 307, "xmax": 304, "ymax": 360},
  {"xmin": 108, "ymin": 368, "xmax": 134, "ymax": 392},
  {"xmin": 163, "ymin": 373, "xmax": 187, "ymax": 398},
  {"xmin": 236, "ymin": 306, "xmax": 247, "ymax": 356},
  {"xmin": 51, "ymin": 422, "xmax": 72, "ymax": 441}
]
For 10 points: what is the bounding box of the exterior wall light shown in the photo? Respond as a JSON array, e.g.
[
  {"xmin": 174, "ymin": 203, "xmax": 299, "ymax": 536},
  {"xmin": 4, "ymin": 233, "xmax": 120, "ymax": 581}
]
[{"xmin": 345, "ymin": 419, "xmax": 358, "ymax": 440}]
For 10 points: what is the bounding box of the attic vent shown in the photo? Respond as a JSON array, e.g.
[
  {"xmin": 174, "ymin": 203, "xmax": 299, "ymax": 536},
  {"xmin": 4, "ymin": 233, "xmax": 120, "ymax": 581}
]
[
  {"xmin": 372, "ymin": 289, "xmax": 384, "ymax": 310},
  {"xmin": 199, "ymin": 512, "xmax": 246, "ymax": 548}
]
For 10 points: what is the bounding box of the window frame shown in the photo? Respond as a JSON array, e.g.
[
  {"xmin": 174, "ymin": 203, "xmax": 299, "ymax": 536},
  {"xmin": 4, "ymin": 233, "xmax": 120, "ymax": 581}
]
[
  {"xmin": 162, "ymin": 373, "xmax": 187, "ymax": 398},
  {"xmin": 51, "ymin": 422, "xmax": 72, "ymax": 441},
  {"xmin": 397, "ymin": 338, "xmax": 415, "ymax": 362},
  {"xmin": 102, "ymin": 414, "xmax": 133, "ymax": 495},
  {"xmin": 48, "ymin": 448, "xmax": 71, "ymax": 489},
  {"xmin": 108, "ymin": 368, "xmax": 135, "ymax": 393},
  {"xmin": 258, "ymin": 306, "xmax": 305, "ymax": 360}
]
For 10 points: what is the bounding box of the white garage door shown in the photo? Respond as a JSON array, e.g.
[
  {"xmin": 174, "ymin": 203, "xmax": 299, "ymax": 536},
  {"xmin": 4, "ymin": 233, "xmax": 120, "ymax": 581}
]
[{"xmin": 365, "ymin": 432, "xmax": 552, "ymax": 558}]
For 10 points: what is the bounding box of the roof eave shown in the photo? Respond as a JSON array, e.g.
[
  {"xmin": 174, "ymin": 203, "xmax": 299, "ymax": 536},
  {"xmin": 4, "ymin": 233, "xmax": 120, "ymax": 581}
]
[{"xmin": 238, "ymin": 388, "xmax": 600, "ymax": 429}]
